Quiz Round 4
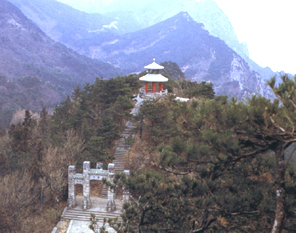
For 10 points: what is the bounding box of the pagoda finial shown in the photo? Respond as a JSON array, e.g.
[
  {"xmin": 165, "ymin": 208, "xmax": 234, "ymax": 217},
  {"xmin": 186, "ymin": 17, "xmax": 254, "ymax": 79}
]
[{"xmin": 153, "ymin": 58, "xmax": 155, "ymax": 62}]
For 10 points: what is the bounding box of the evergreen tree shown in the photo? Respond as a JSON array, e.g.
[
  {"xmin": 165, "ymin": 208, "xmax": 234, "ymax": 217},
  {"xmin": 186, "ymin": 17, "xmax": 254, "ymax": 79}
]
[{"xmin": 122, "ymin": 75, "xmax": 296, "ymax": 232}]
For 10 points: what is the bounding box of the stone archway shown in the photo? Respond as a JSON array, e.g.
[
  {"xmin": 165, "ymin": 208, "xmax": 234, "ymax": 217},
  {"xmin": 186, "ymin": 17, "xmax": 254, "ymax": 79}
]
[{"xmin": 68, "ymin": 161, "xmax": 129, "ymax": 212}]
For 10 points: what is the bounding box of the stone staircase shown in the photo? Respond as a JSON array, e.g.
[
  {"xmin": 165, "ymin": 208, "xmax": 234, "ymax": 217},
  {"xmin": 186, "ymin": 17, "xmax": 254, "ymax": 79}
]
[
  {"xmin": 61, "ymin": 208, "xmax": 122, "ymax": 222},
  {"xmin": 54, "ymin": 98, "xmax": 143, "ymax": 232},
  {"xmin": 61, "ymin": 196, "xmax": 123, "ymax": 223},
  {"xmin": 100, "ymin": 121, "xmax": 137, "ymax": 197},
  {"xmin": 100, "ymin": 184, "xmax": 108, "ymax": 198}
]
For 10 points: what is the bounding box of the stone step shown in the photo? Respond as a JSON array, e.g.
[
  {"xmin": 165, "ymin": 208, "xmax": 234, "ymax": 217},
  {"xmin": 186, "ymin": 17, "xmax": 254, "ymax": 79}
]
[
  {"xmin": 61, "ymin": 216, "xmax": 122, "ymax": 222},
  {"xmin": 124, "ymin": 127, "xmax": 137, "ymax": 130},
  {"xmin": 113, "ymin": 163, "xmax": 125, "ymax": 165},
  {"xmin": 114, "ymin": 155, "xmax": 126, "ymax": 158},
  {"xmin": 122, "ymin": 133, "xmax": 136, "ymax": 136},
  {"xmin": 113, "ymin": 163, "xmax": 125, "ymax": 166},
  {"xmin": 63, "ymin": 213, "xmax": 121, "ymax": 219},
  {"xmin": 114, "ymin": 158, "xmax": 126, "ymax": 161},
  {"xmin": 113, "ymin": 158, "xmax": 126, "ymax": 161},
  {"xmin": 114, "ymin": 153, "xmax": 126, "ymax": 157},
  {"xmin": 116, "ymin": 144, "xmax": 129, "ymax": 147},
  {"xmin": 124, "ymin": 126, "xmax": 136, "ymax": 130},
  {"xmin": 62, "ymin": 209, "xmax": 122, "ymax": 222},
  {"xmin": 114, "ymin": 148, "xmax": 127, "ymax": 151},
  {"xmin": 124, "ymin": 129, "xmax": 137, "ymax": 132},
  {"xmin": 114, "ymin": 152, "xmax": 127, "ymax": 155},
  {"xmin": 100, "ymin": 184, "xmax": 108, "ymax": 197},
  {"xmin": 113, "ymin": 159, "xmax": 125, "ymax": 162},
  {"xmin": 121, "ymin": 133, "xmax": 135, "ymax": 136},
  {"xmin": 116, "ymin": 143, "xmax": 130, "ymax": 147},
  {"xmin": 114, "ymin": 163, "xmax": 125, "ymax": 166},
  {"xmin": 114, "ymin": 151, "xmax": 127, "ymax": 154},
  {"xmin": 122, "ymin": 134, "xmax": 136, "ymax": 136},
  {"xmin": 113, "ymin": 157, "xmax": 125, "ymax": 159}
]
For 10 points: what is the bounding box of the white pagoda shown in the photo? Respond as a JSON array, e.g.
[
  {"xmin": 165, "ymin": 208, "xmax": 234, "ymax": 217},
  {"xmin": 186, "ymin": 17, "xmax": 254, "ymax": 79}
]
[{"xmin": 139, "ymin": 58, "xmax": 168, "ymax": 98}]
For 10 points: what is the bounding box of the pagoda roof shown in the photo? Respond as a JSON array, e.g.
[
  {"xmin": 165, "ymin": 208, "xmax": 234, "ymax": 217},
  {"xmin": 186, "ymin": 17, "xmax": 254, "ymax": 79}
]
[
  {"xmin": 139, "ymin": 74, "xmax": 168, "ymax": 82},
  {"xmin": 144, "ymin": 59, "xmax": 164, "ymax": 70}
]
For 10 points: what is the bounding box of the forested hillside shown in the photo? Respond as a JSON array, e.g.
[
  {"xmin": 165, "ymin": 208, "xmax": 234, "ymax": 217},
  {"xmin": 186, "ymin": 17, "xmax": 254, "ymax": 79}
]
[
  {"xmin": 105, "ymin": 76, "xmax": 296, "ymax": 232},
  {"xmin": 1, "ymin": 70, "xmax": 296, "ymax": 232},
  {"xmin": 0, "ymin": 75, "xmax": 140, "ymax": 232}
]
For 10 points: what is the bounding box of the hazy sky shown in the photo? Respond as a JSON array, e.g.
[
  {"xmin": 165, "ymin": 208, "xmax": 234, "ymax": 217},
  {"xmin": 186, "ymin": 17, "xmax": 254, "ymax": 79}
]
[{"xmin": 214, "ymin": 0, "xmax": 295, "ymax": 74}]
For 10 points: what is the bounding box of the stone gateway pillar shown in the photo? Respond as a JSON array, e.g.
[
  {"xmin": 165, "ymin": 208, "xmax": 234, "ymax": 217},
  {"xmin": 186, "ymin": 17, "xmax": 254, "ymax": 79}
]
[
  {"xmin": 122, "ymin": 170, "xmax": 130, "ymax": 203},
  {"xmin": 83, "ymin": 161, "xmax": 91, "ymax": 210},
  {"xmin": 68, "ymin": 166, "xmax": 76, "ymax": 208},
  {"xmin": 107, "ymin": 163, "xmax": 116, "ymax": 212}
]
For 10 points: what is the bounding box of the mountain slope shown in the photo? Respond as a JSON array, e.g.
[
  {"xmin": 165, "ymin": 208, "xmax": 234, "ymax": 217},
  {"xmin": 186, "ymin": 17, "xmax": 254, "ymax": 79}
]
[
  {"xmin": 0, "ymin": 0, "xmax": 121, "ymax": 129},
  {"xmin": 0, "ymin": 0, "xmax": 120, "ymax": 89},
  {"xmin": 10, "ymin": 0, "xmax": 274, "ymax": 81},
  {"xmin": 55, "ymin": 0, "xmax": 248, "ymax": 59},
  {"xmin": 7, "ymin": 0, "xmax": 142, "ymax": 45},
  {"xmin": 82, "ymin": 12, "xmax": 273, "ymax": 99}
]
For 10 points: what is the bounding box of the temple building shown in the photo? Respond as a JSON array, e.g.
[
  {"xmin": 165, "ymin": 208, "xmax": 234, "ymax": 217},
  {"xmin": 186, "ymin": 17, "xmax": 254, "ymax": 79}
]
[{"xmin": 139, "ymin": 58, "xmax": 168, "ymax": 98}]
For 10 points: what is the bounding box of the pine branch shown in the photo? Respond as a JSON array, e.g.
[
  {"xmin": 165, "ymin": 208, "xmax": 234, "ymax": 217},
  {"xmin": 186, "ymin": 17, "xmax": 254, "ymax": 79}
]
[
  {"xmin": 230, "ymin": 210, "xmax": 259, "ymax": 216},
  {"xmin": 164, "ymin": 167, "xmax": 191, "ymax": 175},
  {"xmin": 270, "ymin": 116, "xmax": 285, "ymax": 132},
  {"xmin": 190, "ymin": 217, "xmax": 216, "ymax": 233}
]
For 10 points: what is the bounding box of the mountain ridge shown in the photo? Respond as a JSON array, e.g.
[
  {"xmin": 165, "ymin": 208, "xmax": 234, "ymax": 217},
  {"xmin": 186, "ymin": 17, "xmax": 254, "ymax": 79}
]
[
  {"xmin": 9, "ymin": 0, "xmax": 275, "ymax": 81},
  {"xmin": 81, "ymin": 11, "xmax": 273, "ymax": 99},
  {"xmin": 0, "ymin": 0, "xmax": 121, "ymax": 128},
  {"xmin": 0, "ymin": 0, "xmax": 120, "ymax": 88}
]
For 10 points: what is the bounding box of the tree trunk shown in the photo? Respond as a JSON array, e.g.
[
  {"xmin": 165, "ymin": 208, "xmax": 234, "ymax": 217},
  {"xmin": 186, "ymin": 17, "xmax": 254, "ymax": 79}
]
[{"xmin": 271, "ymin": 143, "xmax": 286, "ymax": 233}]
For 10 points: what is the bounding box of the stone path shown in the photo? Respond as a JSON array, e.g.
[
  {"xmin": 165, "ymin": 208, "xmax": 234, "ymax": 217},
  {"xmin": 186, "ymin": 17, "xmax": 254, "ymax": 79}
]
[
  {"xmin": 100, "ymin": 95, "xmax": 141, "ymax": 198},
  {"xmin": 54, "ymin": 96, "xmax": 143, "ymax": 233},
  {"xmin": 61, "ymin": 196, "xmax": 123, "ymax": 222}
]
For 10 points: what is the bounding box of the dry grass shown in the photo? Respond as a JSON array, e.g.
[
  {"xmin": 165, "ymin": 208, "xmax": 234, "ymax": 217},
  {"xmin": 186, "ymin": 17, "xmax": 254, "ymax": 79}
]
[
  {"xmin": 125, "ymin": 134, "xmax": 159, "ymax": 171},
  {"xmin": 21, "ymin": 202, "xmax": 67, "ymax": 233}
]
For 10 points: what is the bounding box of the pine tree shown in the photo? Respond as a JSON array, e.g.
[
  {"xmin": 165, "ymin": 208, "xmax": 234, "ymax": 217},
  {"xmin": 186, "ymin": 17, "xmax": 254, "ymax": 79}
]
[
  {"xmin": 20, "ymin": 110, "xmax": 33, "ymax": 153},
  {"xmin": 125, "ymin": 75, "xmax": 296, "ymax": 232}
]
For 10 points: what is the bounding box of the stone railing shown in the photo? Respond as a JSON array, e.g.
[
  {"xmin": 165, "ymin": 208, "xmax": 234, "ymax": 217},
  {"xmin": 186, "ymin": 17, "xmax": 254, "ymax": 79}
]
[{"xmin": 139, "ymin": 88, "xmax": 168, "ymax": 98}]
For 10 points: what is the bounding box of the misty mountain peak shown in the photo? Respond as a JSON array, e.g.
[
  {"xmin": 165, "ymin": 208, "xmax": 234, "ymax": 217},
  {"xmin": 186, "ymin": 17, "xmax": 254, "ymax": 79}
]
[
  {"xmin": 179, "ymin": 12, "xmax": 193, "ymax": 21},
  {"xmin": 172, "ymin": 11, "xmax": 194, "ymax": 22}
]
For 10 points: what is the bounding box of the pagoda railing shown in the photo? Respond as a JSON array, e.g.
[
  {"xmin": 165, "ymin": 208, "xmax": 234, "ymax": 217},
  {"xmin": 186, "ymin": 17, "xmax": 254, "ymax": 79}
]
[{"xmin": 140, "ymin": 88, "xmax": 168, "ymax": 98}]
